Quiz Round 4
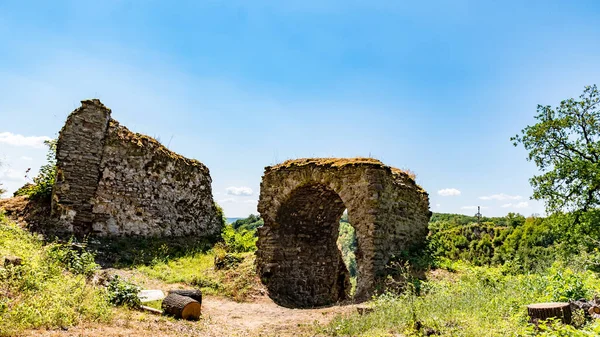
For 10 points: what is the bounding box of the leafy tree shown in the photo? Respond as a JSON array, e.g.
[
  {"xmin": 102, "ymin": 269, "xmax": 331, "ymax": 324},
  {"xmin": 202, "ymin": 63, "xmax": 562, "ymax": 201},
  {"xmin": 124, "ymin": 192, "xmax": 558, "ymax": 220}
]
[{"xmin": 512, "ymin": 85, "xmax": 600, "ymax": 215}]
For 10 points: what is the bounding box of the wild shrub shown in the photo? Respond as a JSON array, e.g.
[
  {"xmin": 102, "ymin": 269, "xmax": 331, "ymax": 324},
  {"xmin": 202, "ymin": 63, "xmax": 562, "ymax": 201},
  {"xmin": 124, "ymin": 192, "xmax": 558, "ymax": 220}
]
[{"xmin": 106, "ymin": 275, "xmax": 141, "ymax": 308}]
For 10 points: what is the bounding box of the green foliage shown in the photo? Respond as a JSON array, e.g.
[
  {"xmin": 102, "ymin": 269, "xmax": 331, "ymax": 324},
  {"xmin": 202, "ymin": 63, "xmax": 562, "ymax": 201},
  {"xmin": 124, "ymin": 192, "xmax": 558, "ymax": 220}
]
[
  {"xmin": 0, "ymin": 214, "xmax": 111, "ymax": 336},
  {"xmin": 106, "ymin": 275, "xmax": 141, "ymax": 308},
  {"xmin": 337, "ymin": 218, "xmax": 357, "ymax": 277},
  {"xmin": 427, "ymin": 212, "xmax": 593, "ymax": 272},
  {"xmin": 231, "ymin": 214, "xmax": 264, "ymax": 232},
  {"xmin": 14, "ymin": 139, "xmax": 57, "ymax": 200},
  {"xmin": 512, "ymin": 84, "xmax": 600, "ymax": 214},
  {"xmin": 221, "ymin": 224, "xmax": 257, "ymax": 253}
]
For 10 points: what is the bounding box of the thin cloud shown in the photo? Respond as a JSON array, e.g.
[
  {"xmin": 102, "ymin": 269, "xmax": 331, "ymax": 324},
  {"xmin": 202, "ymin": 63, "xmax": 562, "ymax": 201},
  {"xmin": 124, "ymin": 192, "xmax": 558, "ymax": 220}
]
[
  {"xmin": 0, "ymin": 132, "xmax": 50, "ymax": 149},
  {"xmin": 226, "ymin": 186, "xmax": 253, "ymax": 196},
  {"xmin": 479, "ymin": 193, "xmax": 522, "ymax": 201},
  {"xmin": 501, "ymin": 202, "xmax": 529, "ymax": 209},
  {"xmin": 218, "ymin": 198, "xmax": 236, "ymax": 203},
  {"xmin": 20, "ymin": 156, "xmax": 33, "ymax": 161},
  {"xmin": 0, "ymin": 168, "xmax": 27, "ymax": 183},
  {"xmin": 438, "ymin": 188, "xmax": 461, "ymax": 197}
]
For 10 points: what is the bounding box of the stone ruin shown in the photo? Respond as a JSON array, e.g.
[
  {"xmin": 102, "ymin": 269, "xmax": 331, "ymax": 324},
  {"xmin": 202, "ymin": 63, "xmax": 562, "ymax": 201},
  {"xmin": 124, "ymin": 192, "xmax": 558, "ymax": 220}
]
[
  {"xmin": 51, "ymin": 99, "xmax": 223, "ymax": 238},
  {"xmin": 256, "ymin": 158, "xmax": 431, "ymax": 308}
]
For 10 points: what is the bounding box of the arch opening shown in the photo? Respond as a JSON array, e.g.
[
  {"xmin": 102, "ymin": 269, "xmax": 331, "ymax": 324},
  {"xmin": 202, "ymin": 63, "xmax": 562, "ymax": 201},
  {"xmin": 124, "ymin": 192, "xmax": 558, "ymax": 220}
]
[
  {"xmin": 337, "ymin": 209, "xmax": 358, "ymax": 297},
  {"xmin": 269, "ymin": 183, "xmax": 356, "ymax": 308}
]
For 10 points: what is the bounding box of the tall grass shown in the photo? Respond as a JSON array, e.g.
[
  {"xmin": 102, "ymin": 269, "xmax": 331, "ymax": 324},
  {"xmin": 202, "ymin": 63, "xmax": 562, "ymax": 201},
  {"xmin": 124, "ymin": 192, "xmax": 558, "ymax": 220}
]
[
  {"xmin": 320, "ymin": 262, "xmax": 600, "ymax": 336},
  {"xmin": 0, "ymin": 212, "xmax": 112, "ymax": 336}
]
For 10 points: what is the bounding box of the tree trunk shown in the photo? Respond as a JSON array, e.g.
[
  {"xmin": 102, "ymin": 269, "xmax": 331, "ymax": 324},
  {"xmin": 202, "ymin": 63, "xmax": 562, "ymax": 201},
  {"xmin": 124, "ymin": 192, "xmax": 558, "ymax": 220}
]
[
  {"xmin": 168, "ymin": 289, "xmax": 202, "ymax": 304},
  {"xmin": 527, "ymin": 302, "xmax": 572, "ymax": 324},
  {"xmin": 161, "ymin": 293, "xmax": 201, "ymax": 320}
]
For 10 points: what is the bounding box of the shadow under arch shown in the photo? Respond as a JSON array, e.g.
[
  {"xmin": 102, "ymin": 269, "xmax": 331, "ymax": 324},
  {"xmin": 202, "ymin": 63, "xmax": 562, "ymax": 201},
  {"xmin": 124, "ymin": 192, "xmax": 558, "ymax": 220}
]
[{"xmin": 258, "ymin": 182, "xmax": 369, "ymax": 308}]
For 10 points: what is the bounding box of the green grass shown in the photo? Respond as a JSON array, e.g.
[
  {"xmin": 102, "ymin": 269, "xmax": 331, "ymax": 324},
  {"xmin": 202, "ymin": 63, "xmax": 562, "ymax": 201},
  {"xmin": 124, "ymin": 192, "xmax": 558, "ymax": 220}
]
[
  {"xmin": 319, "ymin": 262, "xmax": 600, "ymax": 337},
  {"xmin": 136, "ymin": 248, "xmax": 260, "ymax": 302},
  {"xmin": 0, "ymin": 212, "xmax": 112, "ymax": 336}
]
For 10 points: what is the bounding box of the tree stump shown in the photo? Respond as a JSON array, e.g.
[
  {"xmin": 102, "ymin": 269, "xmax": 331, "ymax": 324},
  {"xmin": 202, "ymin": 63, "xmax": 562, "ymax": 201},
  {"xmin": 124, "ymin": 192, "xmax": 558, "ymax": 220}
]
[
  {"xmin": 527, "ymin": 302, "xmax": 572, "ymax": 324},
  {"xmin": 161, "ymin": 293, "xmax": 201, "ymax": 320},
  {"xmin": 589, "ymin": 306, "xmax": 600, "ymax": 318},
  {"xmin": 168, "ymin": 289, "xmax": 202, "ymax": 304}
]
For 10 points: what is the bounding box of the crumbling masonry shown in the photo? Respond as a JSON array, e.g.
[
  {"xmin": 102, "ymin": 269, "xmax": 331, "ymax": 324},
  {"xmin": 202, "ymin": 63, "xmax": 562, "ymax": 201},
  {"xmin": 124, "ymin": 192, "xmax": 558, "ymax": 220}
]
[
  {"xmin": 51, "ymin": 99, "xmax": 222, "ymax": 237},
  {"xmin": 256, "ymin": 158, "xmax": 431, "ymax": 308}
]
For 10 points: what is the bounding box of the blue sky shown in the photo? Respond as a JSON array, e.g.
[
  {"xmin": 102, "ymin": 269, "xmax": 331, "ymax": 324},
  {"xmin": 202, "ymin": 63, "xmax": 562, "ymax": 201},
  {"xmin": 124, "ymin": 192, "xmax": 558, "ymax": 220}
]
[{"xmin": 0, "ymin": 1, "xmax": 599, "ymax": 217}]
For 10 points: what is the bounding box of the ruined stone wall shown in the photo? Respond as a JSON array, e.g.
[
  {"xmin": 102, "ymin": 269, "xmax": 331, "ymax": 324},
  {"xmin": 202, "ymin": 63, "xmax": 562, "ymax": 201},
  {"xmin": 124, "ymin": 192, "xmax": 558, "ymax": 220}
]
[
  {"xmin": 256, "ymin": 158, "xmax": 430, "ymax": 308},
  {"xmin": 52, "ymin": 99, "xmax": 222, "ymax": 238}
]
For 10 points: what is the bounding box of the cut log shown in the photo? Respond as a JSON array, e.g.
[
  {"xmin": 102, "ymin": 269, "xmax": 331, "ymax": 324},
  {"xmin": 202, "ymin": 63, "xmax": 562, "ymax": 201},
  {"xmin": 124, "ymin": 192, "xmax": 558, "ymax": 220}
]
[
  {"xmin": 527, "ymin": 302, "xmax": 572, "ymax": 324},
  {"xmin": 161, "ymin": 293, "xmax": 201, "ymax": 320},
  {"xmin": 168, "ymin": 289, "xmax": 202, "ymax": 304}
]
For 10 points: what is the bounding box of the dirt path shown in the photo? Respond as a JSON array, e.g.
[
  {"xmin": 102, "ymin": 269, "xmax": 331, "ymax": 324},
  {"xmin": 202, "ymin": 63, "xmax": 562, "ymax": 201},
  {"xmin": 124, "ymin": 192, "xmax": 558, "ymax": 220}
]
[
  {"xmin": 23, "ymin": 295, "xmax": 360, "ymax": 337},
  {"xmin": 202, "ymin": 295, "xmax": 359, "ymax": 336}
]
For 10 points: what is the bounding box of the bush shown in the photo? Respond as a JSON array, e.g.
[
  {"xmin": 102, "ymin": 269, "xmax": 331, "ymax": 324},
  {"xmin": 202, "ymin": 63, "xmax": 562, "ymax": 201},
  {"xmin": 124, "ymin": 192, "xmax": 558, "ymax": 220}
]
[
  {"xmin": 47, "ymin": 240, "xmax": 99, "ymax": 277},
  {"xmin": 221, "ymin": 224, "xmax": 257, "ymax": 253},
  {"xmin": 106, "ymin": 275, "xmax": 141, "ymax": 308}
]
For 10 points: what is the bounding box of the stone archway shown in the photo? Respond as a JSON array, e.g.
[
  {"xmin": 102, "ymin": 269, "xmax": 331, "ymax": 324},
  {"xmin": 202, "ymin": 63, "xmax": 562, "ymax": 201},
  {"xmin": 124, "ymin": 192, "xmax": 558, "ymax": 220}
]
[{"xmin": 256, "ymin": 158, "xmax": 431, "ymax": 308}]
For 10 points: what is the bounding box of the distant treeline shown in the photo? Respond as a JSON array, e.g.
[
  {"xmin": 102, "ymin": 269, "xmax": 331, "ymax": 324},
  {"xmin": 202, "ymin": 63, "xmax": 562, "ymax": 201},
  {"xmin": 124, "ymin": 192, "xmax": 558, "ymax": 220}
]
[{"xmin": 429, "ymin": 211, "xmax": 600, "ymax": 271}]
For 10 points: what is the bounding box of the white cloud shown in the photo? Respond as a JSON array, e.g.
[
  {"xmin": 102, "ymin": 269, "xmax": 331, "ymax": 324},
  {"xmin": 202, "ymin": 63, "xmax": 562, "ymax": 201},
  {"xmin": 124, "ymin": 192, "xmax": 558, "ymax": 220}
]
[
  {"xmin": 218, "ymin": 198, "xmax": 236, "ymax": 203},
  {"xmin": 225, "ymin": 186, "xmax": 253, "ymax": 196},
  {"xmin": 435, "ymin": 203, "xmax": 441, "ymax": 208},
  {"xmin": 438, "ymin": 188, "xmax": 461, "ymax": 197},
  {"xmin": 479, "ymin": 193, "xmax": 522, "ymax": 201},
  {"xmin": 0, "ymin": 132, "xmax": 51, "ymax": 149},
  {"xmin": 460, "ymin": 206, "xmax": 489, "ymax": 210},
  {"xmin": 20, "ymin": 156, "xmax": 33, "ymax": 161},
  {"xmin": 501, "ymin": 202, "xmax": 529, "ymax": 209}
]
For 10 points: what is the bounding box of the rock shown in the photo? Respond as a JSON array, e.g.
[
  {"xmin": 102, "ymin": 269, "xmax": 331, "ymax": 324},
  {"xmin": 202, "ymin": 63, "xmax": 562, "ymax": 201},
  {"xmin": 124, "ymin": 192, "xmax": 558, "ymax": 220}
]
[
  {"xmin": 138, "ymin": 290, "xmax": 166, "ymax": 303},
  {"xmin": 4, "ymin": 256, "xmax": 22, "ymax": 267}
]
